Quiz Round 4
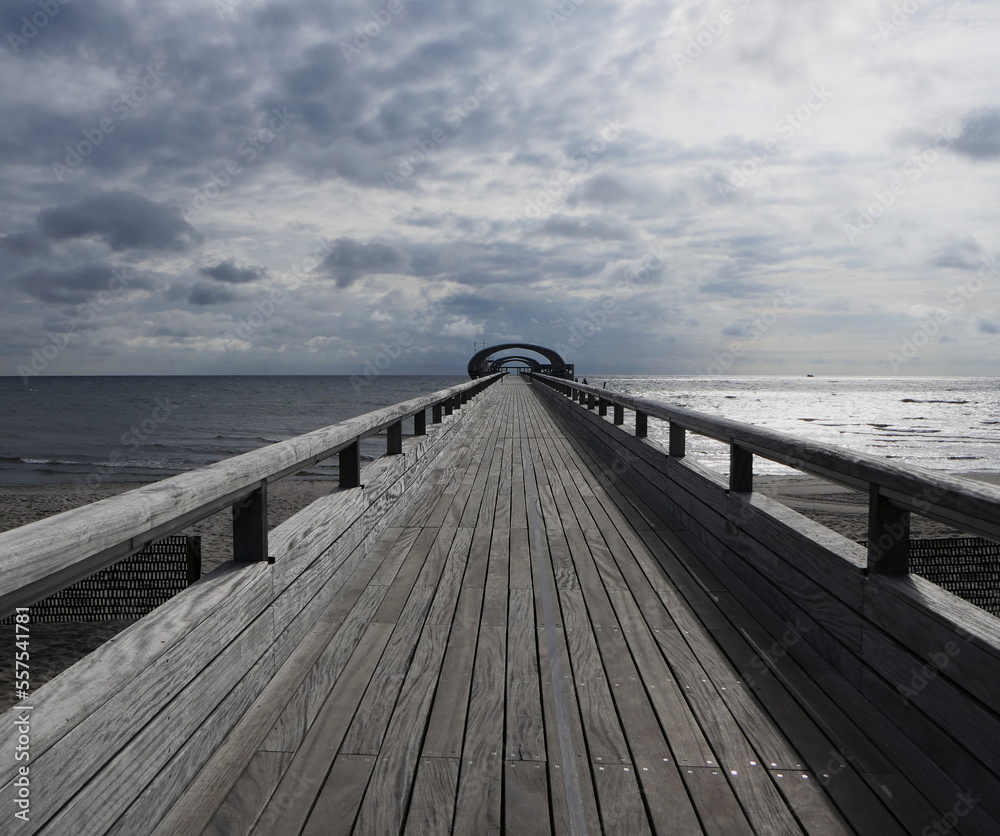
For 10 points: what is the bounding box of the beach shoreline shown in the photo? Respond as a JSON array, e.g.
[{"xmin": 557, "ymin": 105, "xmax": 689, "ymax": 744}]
[{"xmin": 2, "ymin": 470, "xmax": 998, "ymax": 714}]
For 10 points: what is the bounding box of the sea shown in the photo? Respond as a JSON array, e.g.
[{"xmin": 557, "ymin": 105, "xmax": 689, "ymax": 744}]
[{"xmin": 1, "ymin": 375, "xmax": 998, "ymax": 484}]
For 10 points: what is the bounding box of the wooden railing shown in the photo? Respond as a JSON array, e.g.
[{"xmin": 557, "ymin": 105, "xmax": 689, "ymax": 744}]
[
  {"xmin": 531, "ymin": 373, "xmax": 1000, "ymax": 574},
  {"xmin": 0, "ymin": 374, "xmax": 503, "ymax": 620}
]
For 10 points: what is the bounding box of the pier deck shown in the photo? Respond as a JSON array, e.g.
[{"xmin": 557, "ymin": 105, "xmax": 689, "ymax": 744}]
[{"xmin": 173, "ymin": 378, "xmax": 925, "ymax": 835}]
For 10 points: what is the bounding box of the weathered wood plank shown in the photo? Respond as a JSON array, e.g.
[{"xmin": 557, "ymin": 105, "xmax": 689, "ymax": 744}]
[
  {"xmin": 421, "ymin": 588, "xmax": 482, "ymax": 758},
  {"xmin": 201, "ymin": 751, "xmax": 293, "ymax": 836},
  {"xmin": 504, "ymin": 761, "xmax": 552, "ymax": 836},
  {"xmin": 298, "ymin": 755, "xmax": 375, "ymax": 836},
  {"xmin": 404, "ymin": 758, "xmax": 460, "ymax": 834},
  {"xmin": 251, "ymin": 623, "xmax": 392, "ymax": 836},
  {"xmin": 453, "ymin": 625, "xmax": 506, "ymax": 835},
  {"xmin": 506, "ymin": 588, "xmax": 546, "ymax": 761},
  {"xmin": 340, "ymin": 587, "xmax": 435, "ymax": 755},
  {"xmin": 681, "ymin": 767, "xmax": 754, "ymax": 835},
  {"xmin": 593, "ymin": 764, "xmax": 653, "ymax": 835},
  {"xmin": 352, "ymin": 625, "xmax": 451, "ymax": 833}
]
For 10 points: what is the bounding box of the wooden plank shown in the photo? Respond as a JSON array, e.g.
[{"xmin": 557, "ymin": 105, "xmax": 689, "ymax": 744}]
[
  {"xmin": 251, "ymin": 623, "xmax": 392, "ymax": 836},
  {"xmin": 352, "ymin": 625, "xmax": 451, "ymax": 833},
  {"xmin": 770, "ymin": 771, "xmax": 854, "ymax": 836},
  {"xmin": 504, "ymin": 761, "xmax": 552, "ymax": 836},
  {"xmin": 506, "ymin": 588, "xmax": 546, "ymax": 761},
  {"xmin": 425, "ymin": 527, "xmax": 475, "ymax": 625},
  {"xmin": 681, "ymin": 767, "xmax": 754, "ymax": 835},
  {"xmin": 422, "ymin": 588, "xmax": 482, "ymax": 757},
  {"xmin": 201, "ymin": 751, "xmax": 293, "ymax": 836},
  {"xmin": 340, "ymin": 587, "xmax": 434, "ymax": 755},
  {"xmin": 404, "ymin": 758, "xmax": 460, "ymax": 834},
  {"xmin": 298, "ymin": 755, "xmax": 376, "ymax": 836},
  {"xmin": 634, "ymin": 758, "xmax": 704, "ymax": 836},
  {"xmin": 454, "ymin": 625, "xmax": 506, "ymax": 835},
  {"xmin": 509, "ymin": 526, "xmax": 532, "ymax": 589},
  {"xmin": 372, "ymin": 527, "xmax": 442, "ymax": 623},
  {"xmin": 262, "ymin": 585, "xmax": 386, "ymax": 753},
  {"xmin": 40, "ymin": 613, "xmax": 275, "ymax": 835},
  {"xmin": 120, "ymin": 647, "xmax": 276, "ymax": 836},
  {"xmin": 561, "ymin": 596, "xmax": 631, "ymax": 765},
  {"xmin": 593, "ymin": 764, "xmax": 653, "ymax": 835}
]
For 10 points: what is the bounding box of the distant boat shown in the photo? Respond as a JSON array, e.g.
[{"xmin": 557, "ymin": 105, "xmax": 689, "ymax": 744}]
[{"xmin": 806, "ymin": 374, "xmax": 814, "ymax": 377}]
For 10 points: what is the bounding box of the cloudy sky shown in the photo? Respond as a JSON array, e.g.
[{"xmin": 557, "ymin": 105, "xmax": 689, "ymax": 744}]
[{"xmin": 2, "ymin": 0, "xmax": 999, "ymax": 377}]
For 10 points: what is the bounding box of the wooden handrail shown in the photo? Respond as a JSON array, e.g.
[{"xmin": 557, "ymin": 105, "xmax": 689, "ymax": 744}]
[
  {"xmin": 531, "ymin": 373, "xmax": 1000, "ymax": 571},
  {"xmin": 0, "ymin": 374, "xmax": 503, "ymax": 618}
]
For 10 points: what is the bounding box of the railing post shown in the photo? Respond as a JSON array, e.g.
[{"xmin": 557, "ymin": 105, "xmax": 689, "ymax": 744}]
[
  {"xmin": 387, "ymin": 420, "xmax": 403, "ymax": 455},
  {"xmin": 233, "ymin": 481, "xmax": 269, "ymax": 562},
  {"xmin": 867, "ymin": 486, "xmax": 910, "ymax": 574},
  {"xmin": 669, "ymin": 423, "xmax": 686, "ymax": 457},
  {"xmin": 613, "ymin": 404, "xmax": 624, "ymax": 425},
  {"xmin": 587, "ymin": 393, "xmax": 596, "ymax": 410},
  {"xmin": 598, "ymin": 398, "xmax": 608, "ymax": 417},
  {"xmin": 635, "ymin": 410, "xmax": 648, "ymax": 438},
  {"xmin": 729, "ymin": 445, "xmax": 753, "ymax": 493},
  {"xmin": 414, "ymin": 409, "xmax": 427, "ymax": 436},
  {"xmin": 339, "ymin": 440, "xmax": 361, "ymax": 488},
  {"xmin": 432, "ymin": 403, "xmax": 443, "ymax": 423}
]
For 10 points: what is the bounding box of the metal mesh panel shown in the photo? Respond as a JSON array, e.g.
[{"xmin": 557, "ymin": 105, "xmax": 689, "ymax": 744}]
[
  {"xmin": 861, "ymin": 537, "xmax": 1000, "ymax": 617},
  {"xmin": 2, "ymin": 535, "xmax": 201, "ymax": 623}
]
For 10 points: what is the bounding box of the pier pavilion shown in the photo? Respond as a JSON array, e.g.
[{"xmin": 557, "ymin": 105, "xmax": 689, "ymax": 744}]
[{"xmin": 2, "ymin": 368, "xmax": 999, "ymax": 834}]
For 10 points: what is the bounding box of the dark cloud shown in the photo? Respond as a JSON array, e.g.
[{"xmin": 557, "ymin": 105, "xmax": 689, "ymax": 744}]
[
  {"xmin": 199, "ymin": 260, "xmax": 267, "ymax": 284},
  {"xmin": 540, "ymin": 214, "xmax": 633, "ymax": 241},
  {"xmin": 15, "ymin": 264, "xmax": 128, "ymax": 303},
  {"xmin": 953, "ymin": 109, "xmax": 1000, "ymax": 160},
  {"xmin": 0, "ymin": 231, "xmax": 49, "ymax": 256},
  {"xmin": 318, "ymin": 238, "xmax": 412, "ymax": 287},
  {"xmin": 932, "ymin": 238, "xmax": 983, "ymax": 269},
  {"xmin": 189, "ymin": 282, "xmax": 241, "ymax": 306},
  {"xmin": 978, "ymin": 318, "xmax": 999, "ymax": 335},
  {"xmin": 573, "ymin": 174, "xmax": 639, "ymax": 206},
  {"xmin": 37, "ymin": 192, "xmax": 198, "ymax": 252}
]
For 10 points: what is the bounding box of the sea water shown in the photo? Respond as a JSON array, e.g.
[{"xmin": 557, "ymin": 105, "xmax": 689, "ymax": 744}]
[
  {"xmin": 1, "ymin": 375, "xmax": 998, "ymax": 484},
  {"xmin": 603, "ymin": 376, "xmax": 1000, "ymax": 476}
]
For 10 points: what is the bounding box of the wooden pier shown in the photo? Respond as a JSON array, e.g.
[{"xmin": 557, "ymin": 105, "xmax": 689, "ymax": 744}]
[{"xmin": 2, "ymin": 375, "xmax": 999, "ymax": 834}]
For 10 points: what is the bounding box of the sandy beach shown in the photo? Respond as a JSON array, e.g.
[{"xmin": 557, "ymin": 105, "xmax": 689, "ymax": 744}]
[{"xmin": 2, "ymin": 470, "xmax": 998, "ymax": 714}]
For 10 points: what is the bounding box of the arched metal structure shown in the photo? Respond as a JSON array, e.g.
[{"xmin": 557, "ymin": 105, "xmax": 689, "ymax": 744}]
[
  {"xmin": 488, "ymin": 355, "xmax": 542, "ymax": 374},
  {"xmin": 467, "ymin": 343, "xmax": 574, "ymax": 380}
]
